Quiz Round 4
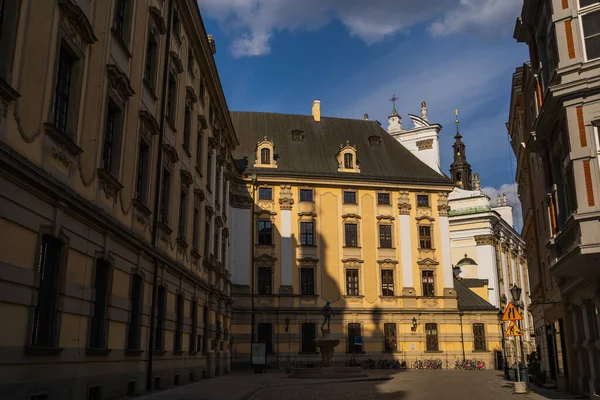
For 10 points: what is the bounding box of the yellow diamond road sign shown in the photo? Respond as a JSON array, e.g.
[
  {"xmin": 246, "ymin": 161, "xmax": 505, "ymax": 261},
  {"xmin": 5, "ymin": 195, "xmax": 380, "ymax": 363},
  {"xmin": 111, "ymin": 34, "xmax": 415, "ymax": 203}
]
[
  {"xmin": 505, "ymin": 321, "xmax": 523, "ymax": 337},
  {"xmin": 501, "ymin": 302, "xmax": 523, "ymax": 321}
]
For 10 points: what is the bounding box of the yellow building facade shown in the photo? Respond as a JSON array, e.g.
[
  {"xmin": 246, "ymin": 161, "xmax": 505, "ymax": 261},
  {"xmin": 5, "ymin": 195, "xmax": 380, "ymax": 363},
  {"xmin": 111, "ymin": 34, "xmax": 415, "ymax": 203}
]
[
  {"xmin": 0, "ymin": 1, "xmax": 236, "ymax": 398},
  {"xmin": 228, "ymin": 105, "xmax": 502, "ymax": 369}
]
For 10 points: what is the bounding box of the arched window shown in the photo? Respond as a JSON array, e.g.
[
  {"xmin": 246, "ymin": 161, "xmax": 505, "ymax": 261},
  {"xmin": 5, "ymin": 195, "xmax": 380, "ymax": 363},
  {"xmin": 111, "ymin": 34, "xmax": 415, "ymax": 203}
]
[
  {"xmin": 261, "ymin": 148, "xmax": 270, "ymax": 164},
  {"xmin": 344, "ymin": 153, "xmax": 353, "ymax": 169},
  {"xmin": 456, "ymin": 172, "xmax": 462, "ymax": 182}
]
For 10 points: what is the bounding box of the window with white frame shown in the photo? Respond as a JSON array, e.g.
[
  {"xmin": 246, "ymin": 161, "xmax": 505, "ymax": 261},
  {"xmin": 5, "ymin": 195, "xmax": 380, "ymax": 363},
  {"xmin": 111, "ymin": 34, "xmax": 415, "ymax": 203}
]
[{"xmin": 581, "ymin": 6, "xmax": 600, "ymax": 61}]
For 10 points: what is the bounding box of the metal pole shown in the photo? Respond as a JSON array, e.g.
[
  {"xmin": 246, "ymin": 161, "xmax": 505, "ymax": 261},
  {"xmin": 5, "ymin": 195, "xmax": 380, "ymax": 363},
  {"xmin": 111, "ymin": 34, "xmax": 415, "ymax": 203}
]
[
  {"xmin": 459, "ymin": 312, "xmax": 466, "ymax": 362},
  {"xmin": 147, "ymin": 0, "xmax": 174, "ymax": 391},
  {"xmin": 288, "ymin": 327, "xmax": 291, "ymax": 373},
  {"xmin": 500, "ymin": 321, "xmax": 509, "ymax": 379},
  {"xmin": 250, "ymin": 175, "xmax": 256, "ymax": 368}
]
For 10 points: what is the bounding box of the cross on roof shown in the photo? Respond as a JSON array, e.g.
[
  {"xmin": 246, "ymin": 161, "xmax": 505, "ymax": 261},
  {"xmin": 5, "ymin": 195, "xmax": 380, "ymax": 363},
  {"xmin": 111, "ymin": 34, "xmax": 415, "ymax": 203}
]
[{"xmin": 389, "ymin": 94, "xmax": 398, "ymax": 110}]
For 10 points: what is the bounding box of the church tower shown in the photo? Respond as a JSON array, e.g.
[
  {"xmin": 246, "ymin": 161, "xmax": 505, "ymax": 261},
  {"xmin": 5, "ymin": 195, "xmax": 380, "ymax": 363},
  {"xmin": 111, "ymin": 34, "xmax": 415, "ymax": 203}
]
[{"xmin": 449, "ymin": 108, "xmax": 472, "ymax": 190}]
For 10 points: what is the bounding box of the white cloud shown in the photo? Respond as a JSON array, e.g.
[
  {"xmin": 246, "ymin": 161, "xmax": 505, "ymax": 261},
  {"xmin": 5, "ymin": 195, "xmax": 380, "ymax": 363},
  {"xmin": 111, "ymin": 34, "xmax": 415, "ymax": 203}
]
[
  {"xmin": 481, "ymin": 183, "xmax": 523, "ymax": 233},
  {"xmin": 429, "ymin": 0, "xmax": 522, "ymax": 38},
  {"xmin": 197, "ymin": 0, "xmax": 518, "ymax": 57}
]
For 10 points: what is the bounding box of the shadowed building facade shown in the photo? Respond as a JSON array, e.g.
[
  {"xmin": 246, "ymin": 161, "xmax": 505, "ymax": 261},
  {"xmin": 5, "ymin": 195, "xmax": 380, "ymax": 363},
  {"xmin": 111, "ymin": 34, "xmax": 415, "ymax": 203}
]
[
  {"xmin": 0, "ymin": 0, "xmax": 237, "ymax": 398},
  {"xmin": 228, "ymin": 102, "xmax": 502, "ymax": 369}
]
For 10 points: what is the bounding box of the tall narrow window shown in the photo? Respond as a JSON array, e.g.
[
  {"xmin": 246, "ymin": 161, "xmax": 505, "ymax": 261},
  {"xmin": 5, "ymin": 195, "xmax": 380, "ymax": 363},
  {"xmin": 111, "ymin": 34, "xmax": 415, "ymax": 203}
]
[
  {"xmin": 203, "ymin": 220, "xmax": 210, "ymax": 259},
  {"xmin": 183, "ymin": 104, "xmax": 191, "ymax": 151},
  {"xmin": 301, "ymin": 323, "xmax": 316, "ymax": 353},
  {"xmin": 582, "ymin": 10, "xmax": 600, "ymax": 61},
  {"xmin": 144, "ymin": 34, "xmax": 158, "ymax": 88},
  {"xmin": 178, "ymin": 189, "xmax": 187, "ymax": 240},
  {"xmin": 135, "ymin": 140, "xmax": 149, "ymax": 203},
  {"xmin": 473, "ymin": 323, "xmax": 486, "ymax": 351},
  {"xmin": 384, "ymin": 323, "xmax": 397, "ymax": 353},
  {"xmin": 187, "ymin": 48, "xmax": 194, "ymax": 75},
  {"xmin": 418, "ymin": 225, "xmax": 432, "ymax": 249},
  {"xmin": 190, "ymin": 299, "xmax": 198, "ymax": 353},
  {"xmin": 199, "ymin": 80, "xmax": 205, "ymax": 104},
  {"xmin": 258, "ymin": 220, "xmax": 273, "ymax": 245},
  {"xmin": 257, "ymin": 267, "xmax": 272, "ymax": 295},
  {"xmin": 192, "ymin": 207, "xmax": 200, "ymax": 251},
  {"xmin": 422, "ymin": 270, "xmax": 434, "ymax": 297},
  {"xmin": 344, "ymin": 153, "xmax": 353, "ymax": 168},
  {"xmin": 174, "ymin": 293, "xmax": 184, "ymax": 352},
  {"xmin": 167, "ymin": 73, "xmax": 177, "ymax": 122},
  {"xmin": 425, "ymin": 323, "xmax": 439, "ymax": 351},
  {"xmin": 196, "ymin": 132, "xmax": 203, "ymax": 170},
  {"xmin": 206, "ymin": 150, "xmax": 213, "ymax": 190},
  {"xmin": 213, "ymin": 229, "xmax": 219, "ymax": 258},
  {"xmin": 0, "ymin": 0, "xmax": 6, "ymax": 38},
  {"xmin": 379, "ymin": 225, "xmax": 392, "ymax": 248},
  {"xmin": 52, "ymin": 46, "xmax": 74, "ymax": 133},
  {"xmin": 300, "ymin": 221, "xmax": 314, "ymax": 246},
  {"xmin": 102, "ymin": 102, "xmax": 121, "ymax": 173},
  {"xmin": 381, "ymin": 270, "xmax": 394, "ymax": 296},
  {"xmin": 348, "ymin": 323, "xmax": 361, "ymax": 353},
  {"xmin": 344, "ymin": 223, "xmax": 358, "ymax": 247},
  {"xmin": 31, "ymin": 235, "xmax": 63, "ymax": 347},
  {"xmin": 172, "ymin": 11, "xmax": 181, "ymax": 39},
  {"xmin": 346, "ymin": 269, "xmax": 359, "ymax": 296},
  {"xmin": 127, "ymin": 274, "xmax": 143, "ymax": 350},
  {"xmin": 257, "ymin": 323, "xmax": 273, "ymax": 353},
  {"xmin": 260, "ymin": 148, "xmax": 270, "ymax": 164},
  {"xmin": 89, "ymin": 259, "xmax": 111, "ymax": 349},
  {"xmin": 160, "ymin": 168, "xmax": 171, "ymax": 223},
  {"xmin": 113, "ymin": 0, "xmax": 127, "ymax": 38},
  {"xmin": 202, "ymin": 305, "xmax": 208, "ymax": 354},
  {"xmin": 300, "ymin": 268, "xmax": 315, "ymax": 295},
  {"xmin": 155, "ymin": 286, "xmax": 166, "ymax": 350}
]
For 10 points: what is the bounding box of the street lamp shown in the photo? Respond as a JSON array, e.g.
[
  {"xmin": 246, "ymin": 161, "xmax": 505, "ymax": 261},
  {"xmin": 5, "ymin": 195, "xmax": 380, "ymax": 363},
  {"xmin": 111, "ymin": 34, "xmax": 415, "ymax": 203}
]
[
  {"xmin": 510, "ymin": 285, "xmax": 522, "ymax": 304},
  {"xmin": 411, "ymin": 317, "xmax": 418, "ymax": 332},
  {"xmin": 285, "ymin": 317, "xmax": 291, "ymax": 373},
  {"xmin": 498, "ymin": 308, "xmax": 509, "ymax": 379}
]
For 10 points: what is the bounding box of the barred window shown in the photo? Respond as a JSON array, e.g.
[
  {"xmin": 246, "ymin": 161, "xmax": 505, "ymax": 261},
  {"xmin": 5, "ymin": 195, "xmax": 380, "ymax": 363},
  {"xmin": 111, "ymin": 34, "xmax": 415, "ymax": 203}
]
[
  {"xmin": 384, "ymin": 323, "xmax": 397, "ymax": 353},
  {"xmin": 425, "ymin": 323, "xmax": 439, "ymax": 352},
  {"xmin": 348, "ymin": 323, "xmax": 361, "ymax": 353},
  {"xmin": 473, "ymin": 323, "xmax": 486, "ymax": 351}
]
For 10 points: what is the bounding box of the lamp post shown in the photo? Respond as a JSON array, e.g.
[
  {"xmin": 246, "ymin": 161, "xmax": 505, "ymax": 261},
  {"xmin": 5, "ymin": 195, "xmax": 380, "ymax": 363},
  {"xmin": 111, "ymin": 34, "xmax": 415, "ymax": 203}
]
[
  {"xmin": 510, "ymin": 284, "xmax": 526, "ymax": 385},
  {"xmin": 498, "ymin": 309, "xmax": 509, "ymax": 379},
  {"xmin": 285, "ymin": 317, "xmax": 291, "ymax": 373},
  {"xmin": 250, "ymin": 174, "xmax": 257, "ymax": 370}
]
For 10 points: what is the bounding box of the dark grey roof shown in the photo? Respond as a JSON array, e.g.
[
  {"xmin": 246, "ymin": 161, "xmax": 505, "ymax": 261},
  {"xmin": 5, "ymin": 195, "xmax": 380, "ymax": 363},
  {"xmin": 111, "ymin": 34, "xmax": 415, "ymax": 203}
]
[
  {"xmin": 460, "ymin": 278, "xmax": 489, "ymax": 288},
  {"xmin": 230, "ymin": 112, "xmax": 453, "ymax": 185},
  {"xmin": 454, "ymin": 279, "xmax": 497, "ymax": 311}
]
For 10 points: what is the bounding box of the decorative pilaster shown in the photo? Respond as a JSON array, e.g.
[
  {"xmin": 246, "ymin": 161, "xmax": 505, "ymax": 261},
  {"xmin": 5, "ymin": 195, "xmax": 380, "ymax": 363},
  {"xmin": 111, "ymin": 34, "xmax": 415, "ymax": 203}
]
[
  {"xmin": 398, "ymin": 191, "xmax": 411, "ymax": 215},
  {"xmin": 439, "ymin": 203, "xmax": 454, "ymax": 293},
  {"xmin": 398, "ymin": 191, "xmax": 414, "ymax": 295},
  {"xmin": 474, "ymin": 234, "xmax": 500, "ymax": 307},
  {"xmin": 437, "ymin": 193, "xmax": 450, "ymax": 216},
  {"xmin": 279, "ymin": 185, "xmax": 293, "ymax": 291}
]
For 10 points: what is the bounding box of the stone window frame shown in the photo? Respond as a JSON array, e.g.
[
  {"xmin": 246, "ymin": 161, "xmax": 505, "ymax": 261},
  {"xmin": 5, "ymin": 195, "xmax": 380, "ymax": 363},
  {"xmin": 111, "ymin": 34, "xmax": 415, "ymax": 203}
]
[
  {"xmin": 376, "ymin": 216, "xmax": 395, "ymax": 249},
  {"xmin": 254, "ymin": 137, "xmax": 277, "ymax": 168},
  {"xmin": 174, "ymin": 291, "xmax": 185, "ymax": 353},
  {"xmin": 298, "ymin": 212, "xmax": 317, "ymax": 247},
  {"xmin": 425, "ymin": 322, "xmax": 439, "ymax": 352},
  {"xmin": 342, "ymin": 214, "xmax": 361, "ymax": 248},
  {"xmin": 297, "ymin": 257, "xmax": 318, "ymax": 296},
  {"xmin": 0, "ymin": 0, "xmax": 22, "ymax": 85},
  {"xmin": 343, "ymin": 189, "xmax": 358, "ymax": 205},
  {"xmin": 111, "ymin": 0, "xmax": 135, "ymax": 58},
  {"xmin": 377, "ymin": 259, "xmax": 399, "ymax": 297},
  {"xmin": 416, "ymin": 217, "xmax": 434, "ymax": 250},
  {"xmin": 472, "ymin": 323, "xmax": 487, "ymax": 352},
  {"xmin": 256, "ymin": 255, "xmax": 276, "ymax": 295},
  {"xmin": 143, "ymin": 9, "xmax": 165, "ymax": 95},
  {"xmin": 377, "ymin": 192, "xmax": 391, "ymax": 206},
  {"xmin": 299, "ymin": 187, "xmax": 314, "ymax": 203},
  {"xmin": 420, "ymin": 269, "xmax": 436, "ymax": 297},
  {"xmin": 86, "ymin": 253, "xmax": 116, "ymax": 353},
  {"xmin": 125, "ymin": 269, "xmax": 145, "ymax": 353},
  {"xmin": 258, "ymin": 185, "xmax": 273, "ymax": 201},
  {"xmin": 416, "ymin": 193, "xmax": 431, "ymax": 208},
  {"xmin": 100, "ymin": 90, "xmax": 127, "ymax": 178},
  {"xmin": 343, "ymin": 258, "xmax": 364, "ymax": 297},
  {"xmin": 578, "ymin": 2, "xmax": 600, "ymax": 62},
  {"xmin": 336, "ymin": 141, "xmax": 360, "ymax": 173}
]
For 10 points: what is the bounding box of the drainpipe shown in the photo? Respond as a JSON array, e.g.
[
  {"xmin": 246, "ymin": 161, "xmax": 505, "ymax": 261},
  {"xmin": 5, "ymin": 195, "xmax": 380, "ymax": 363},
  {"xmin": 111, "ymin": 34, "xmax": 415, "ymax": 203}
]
[
  {"xmin": 459, "ymin": 312, "xmax": 466, "ymax": 362},
  {"xmin": 147, "ymin": 0, "xmax": 174, "ymax": 391}
]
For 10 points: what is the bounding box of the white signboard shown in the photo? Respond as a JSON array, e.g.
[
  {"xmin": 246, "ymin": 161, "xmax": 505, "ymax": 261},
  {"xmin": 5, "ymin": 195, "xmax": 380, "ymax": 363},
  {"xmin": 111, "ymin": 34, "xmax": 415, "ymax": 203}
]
[
  {"xmin": 252, "ymin": 343, "xmax": 266, "ymax": 365},
  {"xmin": 410, "ymin": 343, "xmax": 416, "ymax": 351}
]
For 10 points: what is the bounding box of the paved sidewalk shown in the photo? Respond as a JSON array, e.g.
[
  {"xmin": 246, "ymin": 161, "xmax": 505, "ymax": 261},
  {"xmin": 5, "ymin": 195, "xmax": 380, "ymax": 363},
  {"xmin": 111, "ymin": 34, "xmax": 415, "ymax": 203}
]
[{"xmin": 488, "ymin": 375, "xmax": 581, "ymax": 399}]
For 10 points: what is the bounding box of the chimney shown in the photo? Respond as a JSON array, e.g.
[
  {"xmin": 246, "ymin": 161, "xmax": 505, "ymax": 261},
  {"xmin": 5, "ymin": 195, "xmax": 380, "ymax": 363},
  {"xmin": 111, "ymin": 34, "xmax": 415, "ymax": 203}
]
[
  {"xmin": 364, "ymin": 113, "xmax": 369, "ymax": 120},
  {"xmin": 311, "ymin": 100, "xmax": 321, "ymax": 122}
]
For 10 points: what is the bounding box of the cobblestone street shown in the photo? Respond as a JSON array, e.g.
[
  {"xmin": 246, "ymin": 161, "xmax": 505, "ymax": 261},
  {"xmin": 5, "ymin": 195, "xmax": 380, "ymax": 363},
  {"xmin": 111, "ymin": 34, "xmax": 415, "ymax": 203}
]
[{"xmin": 137, "ymin": 370, "xmax": 579, "ymax": 400}]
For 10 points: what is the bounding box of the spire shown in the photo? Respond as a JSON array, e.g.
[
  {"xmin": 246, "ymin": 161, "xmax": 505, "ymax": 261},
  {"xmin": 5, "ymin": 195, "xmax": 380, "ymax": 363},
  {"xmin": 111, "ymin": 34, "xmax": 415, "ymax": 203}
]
[
  {"xmin": 449, "ymin": 106, "xmax": 472, "ymax": 190},
  {"xmin": 390, "ymin": 94, "xmax": 399, "ymax": 116},
  {"xmin": 387, "ymin": 94, "xmax": 403, "ymax": 132}
]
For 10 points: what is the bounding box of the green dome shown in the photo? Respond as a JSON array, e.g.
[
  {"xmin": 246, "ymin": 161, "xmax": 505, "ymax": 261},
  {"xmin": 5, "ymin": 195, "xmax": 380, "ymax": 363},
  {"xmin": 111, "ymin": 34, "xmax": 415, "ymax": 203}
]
[{"xmin": 456, "ymin": 254, "xmax": 477, "ymax": 268}]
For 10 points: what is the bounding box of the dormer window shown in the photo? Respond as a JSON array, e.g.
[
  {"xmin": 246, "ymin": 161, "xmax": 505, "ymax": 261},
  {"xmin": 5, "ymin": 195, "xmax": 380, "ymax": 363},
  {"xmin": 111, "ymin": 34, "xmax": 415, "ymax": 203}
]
[
  {"xmin": 344, "ymin": 153, "xmax": 353, "ymax": 169},
  {"xmin": 254, "ymin": 136, "xmax": 277, "ymax": 169},
  {"xmin": 336, "ymin": 141, "xmax": 360, "ymax": 173},
  {"xmin": 261, "ymin": 148, "xmax": 271, "ymax": 164}
]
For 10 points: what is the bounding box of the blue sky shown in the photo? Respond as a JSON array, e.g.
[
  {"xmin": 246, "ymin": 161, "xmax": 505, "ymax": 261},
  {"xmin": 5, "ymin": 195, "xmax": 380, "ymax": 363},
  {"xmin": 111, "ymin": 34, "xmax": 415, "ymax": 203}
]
[{"xmin": 197, "ymin": 0, "xmax": 528, "ymax": 231}]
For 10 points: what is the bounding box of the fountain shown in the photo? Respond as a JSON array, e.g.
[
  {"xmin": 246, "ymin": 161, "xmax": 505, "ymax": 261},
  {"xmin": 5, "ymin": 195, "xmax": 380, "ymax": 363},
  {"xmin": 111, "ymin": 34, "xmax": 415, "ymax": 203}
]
[{"xmin": 289, "ymin": 302, "xmax": 366, "ymax": 379}]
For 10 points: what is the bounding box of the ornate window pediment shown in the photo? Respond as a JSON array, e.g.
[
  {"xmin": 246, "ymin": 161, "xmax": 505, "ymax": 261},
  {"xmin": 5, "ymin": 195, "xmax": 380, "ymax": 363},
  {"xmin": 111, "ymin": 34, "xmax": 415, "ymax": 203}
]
[
  {"xmin": 106, "ymin": 64, "xmax": 135, "ymax": 104},
  {"xmin": 336, "ymin": 141, "xmax": 360, "ymax": 173},
  {"xmin": 255, "ymin": 253, "xmax": 277, "ymax": 263},
  {"xmin": 417, "ymin": 257, "xmax": 439, "ymax": 268},
  {"xmin": 297, "ymin": 257, "xmax": 318, "ymax": 266},
  {"xmin": 254, "ymin": 136, "xmax": 277, "ymax": 168}
]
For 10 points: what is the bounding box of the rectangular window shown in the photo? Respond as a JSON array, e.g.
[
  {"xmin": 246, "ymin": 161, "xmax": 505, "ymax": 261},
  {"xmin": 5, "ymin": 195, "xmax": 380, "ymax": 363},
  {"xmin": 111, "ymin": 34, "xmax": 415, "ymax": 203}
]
[
  {"xmin": 102, "ymin": 102, "xmax": 121, "ymax": 173},
  {"xmin": 155, "ymin": 285, "xmax": 166, "ymax": 350},
  {"xmin": 378, "ymin": 193, "xmax": 390, "ymax": 205},
  {"xmin": 135, "ymin": 140, "xmax": 149, "ymax": 203},
  {"xmin": 167, "ymin": 74, "xmax": 177, "ymax": 121},
  {"xmin": 257, "ymin": 267, "xmax": 272, "ymax": 295},
  {"xmin": 213, "ymin": 229, "xmax": 219, "ymax": 259},
  {"xmin": 300, "ymin": 221, "xmax": 314, "ymax": 246},
  {"xmin": 419, "ymin": 225, "xmax": 432, "ymax": 249},
  {"xmin": 300, "ymin": 268, "xmax": 315, "ymax": 295},
  {"xmin": 417, "ymin": 194, "xmax": 430, "ymax": 207},
  {"xmin": 346, "ymin": 269, "xmax": 359, "ymax": 296},
  {"xmin": 31, "ymin": 235, "xmax": 62, "ymax": 347},
  {"xmin": 114, "ymin": 0, "xmax": 127, "ymax": 38},
  {"xmin": 174, "ymin": 293, "xmax": 184, "ymax": 352},
  {"xmin": 473, "ymin": 323, "xmax": 486, "ymax": 351},
  {"xmin": 422, "ymin": 270, "xmax": 434, "ymax": 297},
  {"xmin": 379, "ymin": 225, "xmax": 392, "ymax": 248},
  {"xmin": 183, "ymin": 104, "xmax": 192, "ymax": 151},
  {"xmin": 202, "ymin": 305, "xmax": 208, "ymax": 354},
  {"xmin": 381, "ymin": 270, "xmax": 394, "ymax": 296},
  {"xmin": 206, "ymin": 150, "xmax": 213, "ymax": 190},
  {"xmin": 343, "ymin": 191, "xmax": 357, "ymax": 204},
  {"xmin": 425, "ymin": 323, "xmax": 439, "ymax": 352},
  {"xmin": 258, "ymin": 187, "xmax": 272, "ymax": 200},
  {"xmin": 348, "ymin": 323, "xmax": 361, "ymax": 353},
  {"xmin": 203, "ymin": 220, "xmax": 210, "ymax": 259},
  {"xmin": 299, "ymin": 189, "xmax": 313, "ymax": 202},
  {"xmin": 582, "ymin": 10, "xmax": 600, "ymax": 61},
  {"xmin": 188, "ymin": 48, "xmax": 194, "ymax": 75},
  {"xmin": 301, "ymin": 323, "xmax": 316, "ymax": 353},
  {"xmin": 127, "ymin": 274, "xmax": 143, "ymax": 350},
  {"xmin": 89, "ymin": 259, "xmax": 110, "ymax": 349},
  {"xmin": 344, "ymin": 153, "xmax": 353, "ymax": 168},
  {"xmin": 144, "ymin": 34, "xmax": 157, "ymax": 87},
  {"xmin": 196, "ymin": 132, "xmax": 203, "ymax": 171},
  {"xmin": 581, "ymin": 0, "xmax": 599, "ymax": 7},
  {"xmin": 178, "ymin": 189, "xmax": 187, "ymax": 240},
  {"xmin": 189, "ymin": 300, "xmax": 197, "ymax": 353},
  {"xmin": 52, "ymin": 46, "xmax": 74, "ymax": 133},
  {"xmin": 260, "ymin": 148, "xmax": 271, "ymax": 164},
  {"xmin": 384, "ymin": 323, "xmax": 397, "ymax": 353},
  {"xmin": 192, "ymin": 208, "xmax": 200, "ymax": 250},
  {"xmin": 258, "ymin": 220, "xmax": 273, "ymax": 245},
  {"xmin": 173, "ymin": 11, "xmax": 181, "ymax": 39},
  {"xmin": 160, "ymin": 168, "xmax": 171, "ymax": 223},
  {"xmin": 199, "ymin": 80, "xmax": 206, "ymax": 104},
  {"xmin": 344, "ymin": 223, "xmax": 358, "ymax": 247},
  {"xmin": 257, "ymin": 323, "xmax": 273, "ymax": 353}
]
